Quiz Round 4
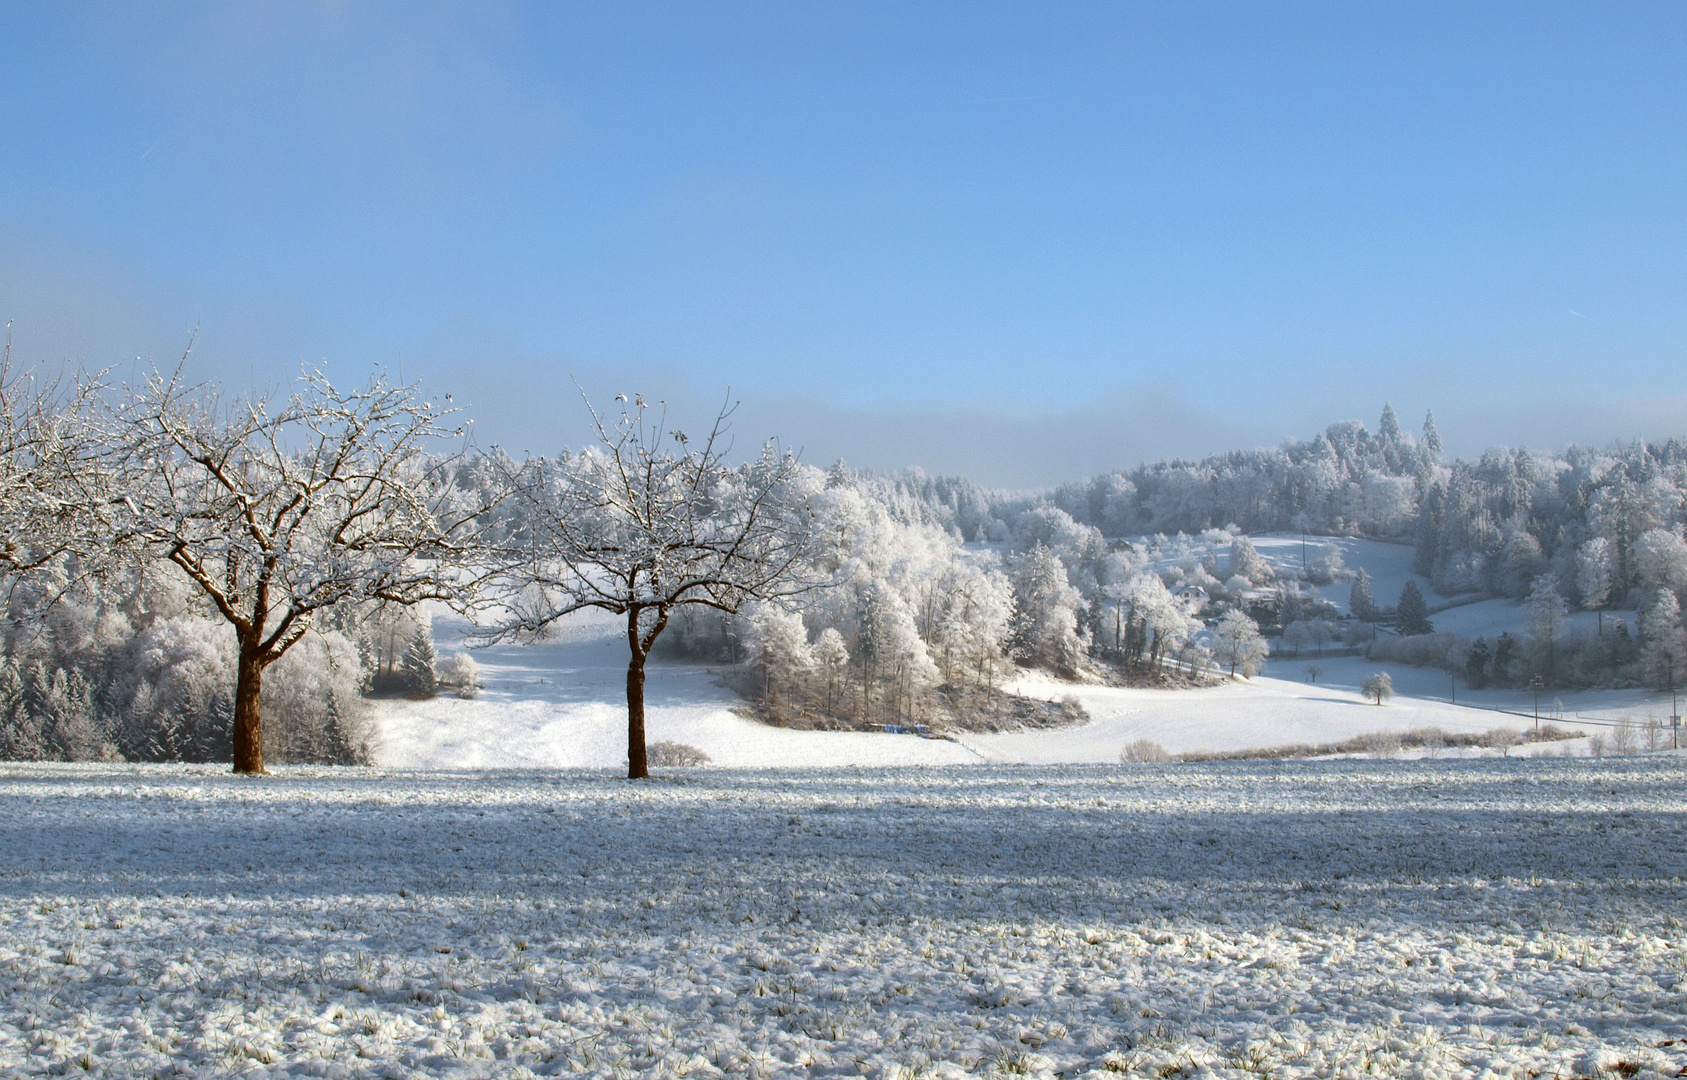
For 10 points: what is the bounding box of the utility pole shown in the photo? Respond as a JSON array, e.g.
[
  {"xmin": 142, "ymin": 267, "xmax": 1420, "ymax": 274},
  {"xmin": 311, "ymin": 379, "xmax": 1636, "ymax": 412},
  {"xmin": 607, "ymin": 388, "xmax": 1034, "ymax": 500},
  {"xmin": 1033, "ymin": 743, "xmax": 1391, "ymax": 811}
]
[{"xmin": 1530, "ymin": 675, "xmax": 1543, "ymax": 735}]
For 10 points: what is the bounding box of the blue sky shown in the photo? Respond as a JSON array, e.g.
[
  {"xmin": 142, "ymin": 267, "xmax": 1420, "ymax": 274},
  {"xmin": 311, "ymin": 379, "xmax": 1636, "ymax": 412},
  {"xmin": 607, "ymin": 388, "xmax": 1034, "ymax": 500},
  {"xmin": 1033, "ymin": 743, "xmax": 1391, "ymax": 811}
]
[{"xmin": 2, "ymin": 2, "xmax": 1685, "ymax": 486}]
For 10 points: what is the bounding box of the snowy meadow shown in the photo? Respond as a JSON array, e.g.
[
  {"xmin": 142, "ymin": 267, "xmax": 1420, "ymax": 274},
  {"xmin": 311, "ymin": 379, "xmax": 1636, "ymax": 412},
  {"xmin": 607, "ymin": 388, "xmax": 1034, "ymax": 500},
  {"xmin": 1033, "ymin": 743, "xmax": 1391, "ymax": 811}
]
[{"xmin": 4, "ymin": 760, "xmax": 1687, "ymax": 1079}]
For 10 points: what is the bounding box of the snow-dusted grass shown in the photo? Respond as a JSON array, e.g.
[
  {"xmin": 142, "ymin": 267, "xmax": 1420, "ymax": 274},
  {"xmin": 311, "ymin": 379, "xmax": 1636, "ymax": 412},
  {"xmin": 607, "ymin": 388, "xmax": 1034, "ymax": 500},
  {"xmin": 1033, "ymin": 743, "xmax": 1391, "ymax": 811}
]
[{"xmin": 4, "ymin": 760, "xmax": 1687, "ymax": 1079}]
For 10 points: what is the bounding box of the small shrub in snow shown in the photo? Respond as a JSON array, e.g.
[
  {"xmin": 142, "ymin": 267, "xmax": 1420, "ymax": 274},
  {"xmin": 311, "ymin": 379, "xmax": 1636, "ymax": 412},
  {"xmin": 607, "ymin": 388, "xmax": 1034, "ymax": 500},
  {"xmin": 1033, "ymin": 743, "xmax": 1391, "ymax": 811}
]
[
  {"xmin": 438, "ymin": 653, "xmax": 479, "ymax": 699},
  {"xmin": 1119, "ymin": 739, "xmax": 1172, "ymax": 764},
  {"xmin": 1306, "ymin": 542, "xmax": 1344, "ymax": 585},
  {"xmin": 646, "ymin": 741, "xmax": 711, "ymax": 767},
  {"xmin": 1419, "ymin": 727, "xmax": 1444, "ymax": 758},
  {"xmin": 1612, "ymin": 719, "xmax": 1638, "ymax": 756},
  {"xmin": 1358, "ymin": 731, "xmax": 1401, "ymax": 759},
  {"xmin": 1487, "ymin": 727, "xmax": 1522, "ymax": 757}
]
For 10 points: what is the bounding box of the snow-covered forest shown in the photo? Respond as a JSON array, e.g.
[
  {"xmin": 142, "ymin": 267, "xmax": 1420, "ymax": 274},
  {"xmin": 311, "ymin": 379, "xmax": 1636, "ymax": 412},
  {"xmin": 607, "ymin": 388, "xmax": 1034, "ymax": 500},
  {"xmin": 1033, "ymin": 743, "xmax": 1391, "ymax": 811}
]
[{"xmin": 4, "ymin": 363, "xmax": 1687, "ymax": 770}]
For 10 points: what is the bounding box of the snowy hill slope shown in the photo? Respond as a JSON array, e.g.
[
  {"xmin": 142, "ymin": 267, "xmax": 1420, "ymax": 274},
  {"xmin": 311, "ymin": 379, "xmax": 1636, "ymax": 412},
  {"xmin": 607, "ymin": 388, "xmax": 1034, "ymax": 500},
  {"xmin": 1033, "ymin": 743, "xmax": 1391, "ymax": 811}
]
[
  {"xmin": 1248, "ymin": 533, "xmax": 1636, "ymax": 638},
  {"xmin": 375, "ymin": 608, "xmax": 1682, "ymax": 769}
]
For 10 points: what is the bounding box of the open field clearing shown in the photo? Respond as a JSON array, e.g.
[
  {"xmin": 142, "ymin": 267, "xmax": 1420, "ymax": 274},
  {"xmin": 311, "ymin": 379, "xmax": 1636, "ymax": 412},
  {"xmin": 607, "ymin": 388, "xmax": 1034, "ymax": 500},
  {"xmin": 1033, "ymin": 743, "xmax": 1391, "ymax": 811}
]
[{"xmin": 4, "ymin": 761, "xmax": 1687, "ymax": 1078}]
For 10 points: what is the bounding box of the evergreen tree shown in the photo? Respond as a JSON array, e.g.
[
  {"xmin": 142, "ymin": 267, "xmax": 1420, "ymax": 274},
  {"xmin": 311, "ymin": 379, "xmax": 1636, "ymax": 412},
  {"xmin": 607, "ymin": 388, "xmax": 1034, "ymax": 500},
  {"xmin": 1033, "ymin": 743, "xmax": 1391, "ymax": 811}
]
[
  {"xmin": 1465, "ymin": 636, "xmax": 1491, "ymax": 688},
  {"xmin": 1412, "ymin": 483, "xmax": 1446, "ymax": 577},
  {"xmin": 1396, "ymin": 580, "xmax": 1433, "ymax": 635},
  {"xmin": 1492, "ymin": 632, "xmax": 1517, "ymax": 682},
  {"xmin": 0, "ymin": 658, "xmax": 43, "ymax": 760},
  {"xmin": 1379, "ymin": 404, "xmax": 1401, "ymax": 443},
  {"xmin": 1421, "ymin": 410, "xmax": 1442, "ymax": 457},
  {"xmin": 1350, "ymin": 569, "xmax": 1376, "ymax": 621},
  {"xmin": 1611, "ymin": 620, "xmax": 1637, "ymax": 666},
  {"xmin": 402, "ymin": 629, "xmax": 438, "ymax": 697}
]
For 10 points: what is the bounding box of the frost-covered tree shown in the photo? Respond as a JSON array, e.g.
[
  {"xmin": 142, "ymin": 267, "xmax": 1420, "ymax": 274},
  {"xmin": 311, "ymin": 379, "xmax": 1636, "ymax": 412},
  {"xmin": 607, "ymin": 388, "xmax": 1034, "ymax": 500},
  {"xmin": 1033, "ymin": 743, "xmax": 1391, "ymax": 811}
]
[
  {"xmin": 1497, "ymin": 523, "xmax": 1546, "ymax": 599},
  {"xmin": 98, "ymin": 367, "xmax": 492, "ymax": 774},
  {"xmin": 1211, "ymin": 609, "xmax": 1268, "ymax": 678},
  {"xmin": 259, "ymin": 629, "xmax": 371, "ymax": 764},
  {"xmin": 1641, "ymin": 588, "xmax": 1686, "ymax": 691},
  {"xmin": 1633, "ymin": 528, "xmax": 1687, "ymax": 600},
  {"xmin": 1009, "ymin": 543, "xmax": 1086, "ymax": 672},
  {"xmin": 494, "ymin": 394, "xmax": 819, "ymax": 777},
  {"xmin": 931, "ymin": 564, "xmax": 1012, "ymax": 691},
  {"xmin": 786, "ymin": 468, "xmax": 1015, "ymax": 721},
  {"xmin": 1362, "ymin": 671, "xmax": 1393, "ymax": 705},
  {"xmin": 0, "ymin": 566, "xmax": 376, "ymax": 765},
  {"xmin": 1117, "ymin": 573, "xmax": 1202, "ymax": 678},
  {"xmin": 813, "ymin": 627, "xmax": 849, "ymax": 716},
  {"xmin": 856, "ymin": 582, "xmax": 937, "ymax": 725},
  {"xmin": 746, "ymin": 602, "xmax": 814, "ymax": 711},
  {"xmin": 1227, "ymin": 535, "xmax": 1273, "ymax": 585},
  {"xmin": 1577, "ymin": 537, "xmax": 1613, "ymax": 633}
]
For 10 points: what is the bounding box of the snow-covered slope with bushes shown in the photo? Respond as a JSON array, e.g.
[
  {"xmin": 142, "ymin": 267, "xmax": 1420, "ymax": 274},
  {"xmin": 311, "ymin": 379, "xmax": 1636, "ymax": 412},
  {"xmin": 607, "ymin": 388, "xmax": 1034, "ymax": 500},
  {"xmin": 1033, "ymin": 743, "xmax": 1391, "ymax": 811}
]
[{"xmin": 375, "ymin": 609, "xmax": 1684, "ymax": 769}]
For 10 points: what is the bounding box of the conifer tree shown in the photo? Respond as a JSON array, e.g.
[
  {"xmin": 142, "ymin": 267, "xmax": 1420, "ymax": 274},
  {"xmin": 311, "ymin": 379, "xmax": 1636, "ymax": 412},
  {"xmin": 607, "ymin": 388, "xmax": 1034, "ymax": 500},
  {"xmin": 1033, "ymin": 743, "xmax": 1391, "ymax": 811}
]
[
  {"xmin": 1379, "ymin": 403, "xmax": 1401, "ymax": 442},
  {"xmin": 1350, "ymin": 569, "xmax": 1376, "ymax": 621},
  {"xmin": 402, "ymin": 629, "xmax": 438, "ymax": 697},
  {"xmin": 1465, "ymin": 637, "xmax": 1491, "ymax": 688},
  {"xmin": 1396, "ymin": 580, "xmax": 1432, "ymax": 635},
  {"xmin": 1421, "ymin": 410, "xmax": 1442, "ymax": 457}
]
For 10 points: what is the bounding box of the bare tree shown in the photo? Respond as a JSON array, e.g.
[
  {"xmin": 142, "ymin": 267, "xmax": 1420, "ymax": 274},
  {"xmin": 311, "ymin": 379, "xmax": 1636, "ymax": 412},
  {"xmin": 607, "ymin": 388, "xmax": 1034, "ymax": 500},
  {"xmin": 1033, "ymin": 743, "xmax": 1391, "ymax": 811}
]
[
  {"xmin": 492, "ymin": 393, "xmax": 819, "ymax": 778},
  {"xmin": 96, "ymin": 366, "xmax": 494, "ymax": 774}
]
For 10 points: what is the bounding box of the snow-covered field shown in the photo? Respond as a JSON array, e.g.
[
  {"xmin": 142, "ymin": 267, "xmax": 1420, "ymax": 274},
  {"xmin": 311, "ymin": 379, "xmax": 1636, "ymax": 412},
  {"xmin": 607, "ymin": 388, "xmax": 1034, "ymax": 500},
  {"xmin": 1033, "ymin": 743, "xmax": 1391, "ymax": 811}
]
[{"xmin": 5, "ymin": 760, "xmax": 1687, "ymax": 1079}]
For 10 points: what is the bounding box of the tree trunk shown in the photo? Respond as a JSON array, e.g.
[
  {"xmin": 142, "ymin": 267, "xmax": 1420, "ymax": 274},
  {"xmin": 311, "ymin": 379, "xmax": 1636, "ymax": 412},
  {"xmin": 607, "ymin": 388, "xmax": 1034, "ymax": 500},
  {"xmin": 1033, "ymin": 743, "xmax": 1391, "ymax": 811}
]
[
  {"xmin": 233, "ymin": 645, "xmax": 266, "ymax": 774},
  {"xmin": 626, "ymin": 653, "xmax": 648, "ymax": 779}
]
